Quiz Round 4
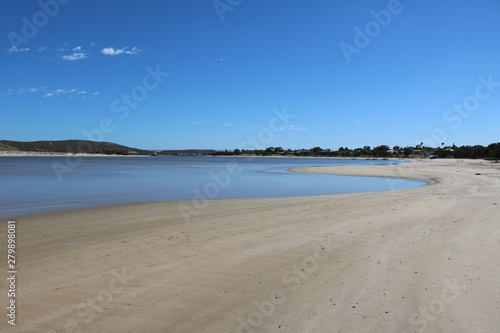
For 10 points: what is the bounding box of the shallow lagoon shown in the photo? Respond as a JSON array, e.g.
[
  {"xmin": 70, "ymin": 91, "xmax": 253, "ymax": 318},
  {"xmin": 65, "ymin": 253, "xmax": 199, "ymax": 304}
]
[{"xmin": 0, "ymin": 156, "xmax": 425, "ymax": 218}]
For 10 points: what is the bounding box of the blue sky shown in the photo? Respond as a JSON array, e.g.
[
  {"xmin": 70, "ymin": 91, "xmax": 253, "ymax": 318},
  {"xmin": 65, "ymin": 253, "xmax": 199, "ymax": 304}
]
[{"xmin": 1, "ymin": 0, "xmax": 500, "ymax": 150}]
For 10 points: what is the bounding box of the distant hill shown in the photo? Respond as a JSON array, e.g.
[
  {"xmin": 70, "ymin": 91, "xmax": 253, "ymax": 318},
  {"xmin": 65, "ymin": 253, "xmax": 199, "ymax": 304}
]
[
  {"xmin": 0, "ymin": 140, "xmax": 153, "ymax": 155},
  {"xmin": 158, "ymin": 149, "xmax": 217, "ymax": 155}
]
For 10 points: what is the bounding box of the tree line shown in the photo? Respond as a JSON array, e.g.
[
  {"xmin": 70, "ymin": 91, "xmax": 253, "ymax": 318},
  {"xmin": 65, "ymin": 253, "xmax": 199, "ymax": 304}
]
[{"xmin": 212, "ymin": 142, "xmax": 500, "ymax": 159}]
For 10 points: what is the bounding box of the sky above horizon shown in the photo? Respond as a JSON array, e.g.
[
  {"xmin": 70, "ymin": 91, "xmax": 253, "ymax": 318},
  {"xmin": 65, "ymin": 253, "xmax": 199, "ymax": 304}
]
[{"xmin": 1, "ymin": 0, "xmax": 500, "ymax": 150}]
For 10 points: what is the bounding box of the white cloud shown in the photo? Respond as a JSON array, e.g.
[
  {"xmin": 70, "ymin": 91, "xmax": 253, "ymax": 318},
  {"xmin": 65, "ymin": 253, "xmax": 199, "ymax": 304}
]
[
  {"xmin": 38, "ymin": 46, "xmax": 47, "ymax": 52},
  {"xmin": 125, "ymin": 46, "xmax": 141, "ymax": 54},
  {"xmin": 101, "ymin": 47, "xmax": 124, "ymax": 56},
  {"xmin": 73, "ymin": 46, "xmax": 82, "ymax": 51},
  {"xmin": 42, "ymin": 88, "xmax": 94, "ymax": 97},
  {"xmin": 7, "ymin": 46, "xmax": 30, "ymax": 54},
  {"xmin": 282, "ymin": 125, "xmax": 308, "ymax": 131},
  {"xmin": 62, "ymin": 52, "xmax": 87, "ymax": 61},
  {"xmin": 225, "ymin": 123, "xmax": 233, "ymax": 127},
  {"xmin": 1, "ymin": 87, "xmax": 99, "ymax": 99},
  {"xmin": 1, "ymin": 87, "xmax": 39, "ymax": 95},
  {"xmin": 101, "ymin": 46, "xmax": 141, "ymax": 56}
]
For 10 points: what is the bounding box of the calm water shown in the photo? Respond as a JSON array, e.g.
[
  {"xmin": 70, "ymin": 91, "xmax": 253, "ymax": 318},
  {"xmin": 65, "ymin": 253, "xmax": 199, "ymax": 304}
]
[{"xmin": 0, "ymin": 156, "xmax": 425, "ymax": 218}]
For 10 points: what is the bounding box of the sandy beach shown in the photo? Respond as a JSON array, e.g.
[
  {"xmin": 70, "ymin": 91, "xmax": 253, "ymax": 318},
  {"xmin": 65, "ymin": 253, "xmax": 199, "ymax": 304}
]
[{"xmin": 3, "ymin": 159, "xmax": 499, "ymax": 332}]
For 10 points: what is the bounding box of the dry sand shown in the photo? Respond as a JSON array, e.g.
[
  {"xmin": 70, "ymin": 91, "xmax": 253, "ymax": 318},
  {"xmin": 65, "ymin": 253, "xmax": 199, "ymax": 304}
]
[{"xmin": 2, "ymin": 159, "xmax": 499, "ymax": 332}]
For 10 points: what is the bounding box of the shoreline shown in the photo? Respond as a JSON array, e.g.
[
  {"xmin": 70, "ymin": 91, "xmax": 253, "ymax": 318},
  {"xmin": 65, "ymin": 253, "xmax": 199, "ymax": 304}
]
[
  {"xmin": 4, "ymin": 159, "xmax": 499, "ymax": 332},
  {"xmin": 0, "ymin": 150, "xmax": 457, "ymax": 160},
  {"xmin": 0, "ymin": 151, "xmax": 400, "ymax": 159},
  {"xmin": 290, "ymin": 160, "xmax": 440, "ymax": 185}
]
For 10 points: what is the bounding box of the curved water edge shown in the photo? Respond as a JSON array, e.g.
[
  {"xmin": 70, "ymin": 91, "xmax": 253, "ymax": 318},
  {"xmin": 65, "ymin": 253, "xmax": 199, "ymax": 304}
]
[
  {"xmin": 288, "ymin": 163, "xmax": 434, "ymax": 184},
  {"xmin": 0, "ymin": 156, "xmax": 426, "ymax": 219}
]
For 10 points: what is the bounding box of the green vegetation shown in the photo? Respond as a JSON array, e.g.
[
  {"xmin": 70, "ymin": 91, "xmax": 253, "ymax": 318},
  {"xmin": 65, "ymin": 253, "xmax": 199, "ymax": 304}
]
[
  {"xmin": 213, "ymin": 143, "xmax": 500, "ymax": 159},
  {"xmin": 2, "ymin": 140, "xmax": 499, "ymax": 159},
  {"xmin": 0, "ymin": 140, "xmax": 152, "ymax": 155},
  {"xmin": 158, "ymin": 149, "xmax": 217, "ymax": 155}
]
